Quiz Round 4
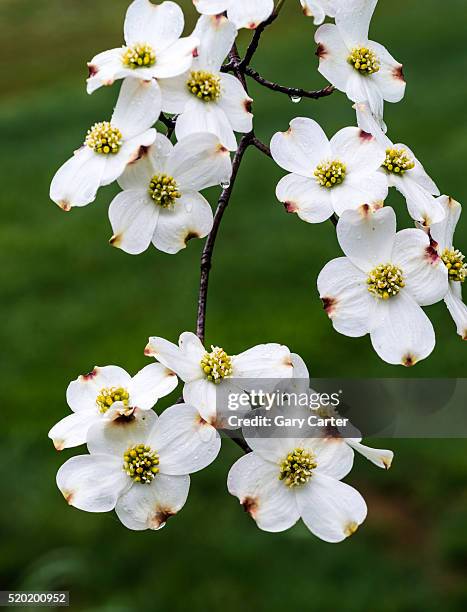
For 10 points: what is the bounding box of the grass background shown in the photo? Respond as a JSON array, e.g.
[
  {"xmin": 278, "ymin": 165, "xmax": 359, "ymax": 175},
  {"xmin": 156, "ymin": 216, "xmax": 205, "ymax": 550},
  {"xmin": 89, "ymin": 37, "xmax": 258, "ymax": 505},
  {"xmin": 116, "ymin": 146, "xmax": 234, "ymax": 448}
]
[{"xmin": 1, "ymin": 0, "xmax": 466, "ymax": 609}]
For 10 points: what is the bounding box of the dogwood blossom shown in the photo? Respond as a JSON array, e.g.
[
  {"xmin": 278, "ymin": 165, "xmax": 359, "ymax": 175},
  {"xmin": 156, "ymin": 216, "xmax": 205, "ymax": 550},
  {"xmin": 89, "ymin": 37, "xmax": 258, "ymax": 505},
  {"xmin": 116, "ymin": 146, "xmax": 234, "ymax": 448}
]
[
  {"xmin": 289, "ymin": 354, "xmax": 394, "ymax": 468},
  {"xmin": 159, "ymin": 15, "xmax": 253, "ymax": 151},
  {"xmin": 355, "ymin": 103, "xmax": 444, "ymax": 225},
  {"xmin": 50, "ymin": 79, "xmax": 159, "ymax": 211},
  {"xmin": 109, "ymin": 132, "xmax": 231, "ymax": 254},
  {"xmin": 270, "ymin": 117, "xmax": 387, "ymax": 222},
  {"xmin": 87, "ymin": 0, "xmax": 198, "ymax": 99},
  {"xmin": 57, "ymin": 404, "xmax": 220, "ymax": 530},
  {"xmin": 227, "ymin": 418, "xmax": 367, "ymax": 541},
  {"xmin": 48, "ymin": 364, "xmax": 177, "ymax": 451},
  {"xmin": 144, "ymin": 331, "xmax": 294, "ymax": 423},
  {"xmin": 315, "ymin": 0, "xmax": 405, "ymax": 125},
  {"xmin": 192, "ymin": 0, "xmax": 274, "ymax": 29},
  {"xmin": 300, "ymin": 0, "xmax": 336, "ymax": 24},
  {"xmin": 431, "ymin": 196, "xmax": 467, "ymax": 340},
  {"xmin": 318, "ymin": 206, "xmax": 448, "ymax": 366}
]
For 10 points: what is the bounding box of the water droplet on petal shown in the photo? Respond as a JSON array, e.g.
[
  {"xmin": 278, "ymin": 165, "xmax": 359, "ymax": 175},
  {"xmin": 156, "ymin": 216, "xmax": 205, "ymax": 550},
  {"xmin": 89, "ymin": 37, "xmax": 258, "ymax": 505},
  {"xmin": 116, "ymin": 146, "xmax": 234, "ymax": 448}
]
[
  {"xmin": 290, "ymin": 95, "xmax": 302, "ymax": 104},
  {"xmin": 220, "ymin": 180, "xmax": 230, "ymax": 189}
]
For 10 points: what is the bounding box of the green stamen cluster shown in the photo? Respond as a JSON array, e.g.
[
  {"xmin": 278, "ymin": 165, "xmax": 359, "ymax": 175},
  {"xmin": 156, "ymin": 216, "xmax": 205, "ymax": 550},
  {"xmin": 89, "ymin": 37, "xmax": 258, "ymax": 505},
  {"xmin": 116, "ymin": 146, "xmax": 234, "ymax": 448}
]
[
  {"xmin": 314, "ymin": 160, "xmax": 346, "ymax": 188},
  {"xmin": 85, "ymin": 122, "xmax": 122, "ymax": 155},
  {"xmin": 187, "ymin": 70, "xmax": 221, "ymax": 102},
  {"xmin": 96, "ymin": 387, "xmax": 130, "ymax": 414},
  {"xmin": 200, "ymin": 346, "xmax": 233, "ymax": 383},
  {"xmin": 123, "ymin": 444, "xmax": 160, "ymax": 484},
  {"xmin": 348, "ymin": 46, "xmax": 380, "ymax": 75},
  {"xmin": 383, "ymin": 148, "xmax": 415, "ymax": 175},
  {"xmin": 442, "ymin": 248, "xmax": 466, "ymax": 283},
  {"xmin": 279, "ymin": 448, "xmax": 317, "ymax": 488},
  {"xmin": 122, "ymin": 43, "xmax": 156, "ymax": 69},
  {"xmin": 148, "ymin": 174, "xmax": 181, "ymax": 208},
  {"xmin": 367, "ymin": 263, "xmax": 405, "ymax": 300}
]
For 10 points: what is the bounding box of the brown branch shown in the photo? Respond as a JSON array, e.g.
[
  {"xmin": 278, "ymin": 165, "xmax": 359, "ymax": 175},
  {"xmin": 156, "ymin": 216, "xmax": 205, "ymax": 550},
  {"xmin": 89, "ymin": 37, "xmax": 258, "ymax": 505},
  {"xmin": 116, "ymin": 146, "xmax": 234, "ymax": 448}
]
[{"xmin": 245, "ymin": 67, "xmax": 335, "ymax": 100}]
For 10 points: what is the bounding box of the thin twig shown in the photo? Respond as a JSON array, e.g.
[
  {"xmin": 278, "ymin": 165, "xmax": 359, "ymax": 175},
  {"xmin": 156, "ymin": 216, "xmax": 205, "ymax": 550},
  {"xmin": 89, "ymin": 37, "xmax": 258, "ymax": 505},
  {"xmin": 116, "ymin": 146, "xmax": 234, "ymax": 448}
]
[
  {"xmin": 251, "ymin": 136, "xmax": 272, "ymax": 157},
  {"xmin": 245, "ymin": 67, "xmax": 335, "ymax": 100},
  {"xmin": 239, "ymin": 0, "xmax": 286, "ymax": 70}
]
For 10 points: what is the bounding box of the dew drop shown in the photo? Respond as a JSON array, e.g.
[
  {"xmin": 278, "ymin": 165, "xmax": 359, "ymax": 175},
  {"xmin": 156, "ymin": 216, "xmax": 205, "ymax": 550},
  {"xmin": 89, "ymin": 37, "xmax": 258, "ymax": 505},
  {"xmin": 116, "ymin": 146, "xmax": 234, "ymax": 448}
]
[
  {"xmin": 290, "ymin": 95, "xmax": 302, "ymax": 104},
  {"xmin": 220, "ymin": 180, "xmax": 230, "ymax": 189}
]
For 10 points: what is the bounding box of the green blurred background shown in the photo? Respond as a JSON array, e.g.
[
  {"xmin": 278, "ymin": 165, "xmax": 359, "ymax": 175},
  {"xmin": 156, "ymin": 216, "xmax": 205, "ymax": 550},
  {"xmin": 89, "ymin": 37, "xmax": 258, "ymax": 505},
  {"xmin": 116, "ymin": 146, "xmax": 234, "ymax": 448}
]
[{"xmin": 1, "ymin": 0, "xmax": 466, "ymax": 609}]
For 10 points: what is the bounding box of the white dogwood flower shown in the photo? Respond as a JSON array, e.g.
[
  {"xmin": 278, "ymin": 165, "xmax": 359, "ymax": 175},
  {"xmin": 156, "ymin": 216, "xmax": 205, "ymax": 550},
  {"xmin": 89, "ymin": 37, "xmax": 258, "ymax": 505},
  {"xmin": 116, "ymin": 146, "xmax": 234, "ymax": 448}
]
[
  {"xmin": 270, "ymin": 117, "xmax": 387, "ymax": 222},
  {"xmin": 192, "ymin": 0, "xmax": 274, "ymax": 29},
  {"xmin": 315, "ymin": 0, "xmax": 405, "ymax": 124},
  {"xmin": 109, "ymin": 132, "xmax": 231, "ymax": 254},
  {"xmin": 87, "ymin": 0, "xmax": 198, "ymax": 98},
  {"xmin": 144, "ymin": 332, "xmax": 294, "ymax": 423},
  {"xmin": 57, "ymin": 404, "xmax": 220, "ymax": 530},
  {"xmin": 50, "ymin": 79, "xmax": 159, "ymax": 211},
  {"xmin": 289, "ymin": 354, "xmax": 394, "ymax": 469},
  {"xmin": 431, "ymin": 196, "xmax": 467, "ymax": 340},
  {"xmin": 48, "ymin": 364, "xmax": 178, "ymax": 451},
  {"xmin": 355, "ymin": 102, "xmax": 444, "ymax": 225},
  {"xmin": 227, "ymin": 423, "xmax": 367, "ymax": 541},
  {"xmin": 318, "ymin": 206, "xmax": 448, "ymax": 366},
  {"xmin": 300, "ymin": 0, "xmax": 336, "ymax": 24},
  {"xmin": 159, "ymin": 15, "xmax": 253, "ymax": 151}
]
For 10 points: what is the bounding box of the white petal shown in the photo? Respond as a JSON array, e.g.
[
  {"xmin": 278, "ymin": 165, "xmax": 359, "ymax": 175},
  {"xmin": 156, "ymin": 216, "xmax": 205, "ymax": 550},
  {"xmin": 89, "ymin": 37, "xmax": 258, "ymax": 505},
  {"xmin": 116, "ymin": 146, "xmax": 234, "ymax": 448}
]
[
  {"xmin": 115, "ymin": 473, "xmax": 190, "ymax": 530},
  {"xmin": 392, "ymin": 228, "xmax": 448, "ymax": 306},
  {"xmin": 87, "ymin": 408, "xmax": 158, "ymax": 456},
  {"xmin": 183, "ymin": 378, "xmax": 217, "ymax": 423},
  {"xmin": 336, "ymin": 206, "xmax": 396, "ymax": 272},
  {"xmin": 330, "ymin": 126, "xmax": 385, "ymax": 173},
  {"xmin": 193, "ymin": 14, "xmax": 237, "ymax": 72},
  {"xmin": 296, "ymin": 473, "xmax": 367, "ymax": 542},
  {"xmin": 309, "ymin": 437, "xmax": 355, "ymax": 480},
  {"xmin": 101, "ymin": 129, "xmax": 157, "ymax": 186},
  {"xmin": 369, "ymin": 40, "xmax": 406, "ymax": 103},
  {"xmin": 315, "ymin": 24, "xmax": 353, "ymax": 92},
  {"xmin": 124, "ymin": 0, "xmax": 184, "ymax": 50},
  {"xmin": 86, "ymin": 49, "xmax": 127, "ymax": 94},
  {"xmin": 56, "ymin": 454, "xmax": 128, "ymax": 512},
  {"xmin": 118, "ymin": 133, "xmax": 172, "ymax": 190},
  {"xmin": 217, "ymin": 74, "xmax": 253, "ymax": 133},
  {"xmin": 109, "ymin": 190, "xmax": 159, "ymax": 255},
  {"xmin": 112, "ymin": 78, "xmax": 161, "ymax": 138},
  {"xmin": 370, "ymin": 291, "xmax": 436, "ymax": 366},
  {"xmin": 335, "ymin": 0, "xmax": 377, "ymax": 47},
  {"xmin": 175, "ymin": 99, "xmax": 237, "ymax": 151},
  {"xmin": 275, "ymin": 173, "xmax": 333, "ymax": 223},
  {"xmin": 168, "ymin": 133, "xmax": 232, "ymax": 191},
  {"xmin": 445, "ymin": 284, "xmax": 467, "ymax": 340},
  {"xmin": 179, "ymin": 331, "xmax": 206, "ymax": 361},
  {"xmin": 354, "ymin": 102, "xmax": 391, "ymax": 147},
  {"xmin": 270, "ymin": 117, "xmax": 330, "ymax": 177},
  {"xmin": 227, "ymin": 0, "xmax": 274, "ymax": 29},
  {"xmin": 159, "ymin": 72, "xmax": 192, "ymax": 114},
  {"xmin": 152, "ymin": 192, "xmax": 213, "ymax": 254},
  {"xmin": 148, "ymin": 403, "xmax": 220, "ymax": 474},
  {"xmin": 49, "ymin": 411, "xmax": 99, "ymax": 451},
  {"xmin": 152, "ymin": 36, "xmax": 199, "ymax": 79},
  {"xmin": 393, "ymin": 143, "xmax": 440, "ymax": 195},
  {"xmin": 193, "ymin": 0, "xmax": 228, "ymax": 16},
  {"xmin": 346, "ymin": 439, "xmax": 394, "ymax": 469},
  {"xmin": 394, "ymin": 175, "xmax": 445, "ymax": 226},
  {"xmin": 430, "ymin": 195, "xmax": 461, "ymax": 251},
  {"xmin": 301, "ymin": 0, "xmax": 326, "ymax": 24},
  {"xmin": 50, "ymin": 148, "xmax": 106, "ymax": 210},
  {"xmin": 317, "ymin": 257, "xmax": 372, "ymax": 337},
  {"xmin": 145, "ymin": 335, "xmax": 203, "ymax": 381},
  {"xmin": 331, "ymin": 171, "xmax": 388, "ymax": 216},
  {"xmin": 129, "ymin": 362, "xmax": 178, "ymax": 410},
  {"xmin": 227, "ymin": 453, "xmax": 300, "ymax": 532},
  {"xmin": 66, "ymin": 365, "xmax": 132, "ymax": 412},
  {"xmin": 232, "ymin": 343, "xmax": 293, "ymax": 379}
]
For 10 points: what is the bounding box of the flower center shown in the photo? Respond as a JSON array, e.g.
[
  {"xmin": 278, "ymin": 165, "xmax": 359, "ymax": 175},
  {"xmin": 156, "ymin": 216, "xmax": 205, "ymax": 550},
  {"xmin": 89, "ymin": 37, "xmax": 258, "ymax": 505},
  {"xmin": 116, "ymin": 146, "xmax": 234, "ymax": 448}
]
[
  {"xmin": 442, "ymin": 248, "xmax": 466, "ymax": 283},
  {"xmin": 85, "ymin": 122, "xmax": 122, "ymax": 155},
  {"xmin": 96, "ymin": 387, "xmax": 130, "ymax": 414},
  {"xmin": 200, "ymin": 346, "xmax": 233, "ymax": 383},
  {"xmin": 187, "ymin": 70, "xmax": 221, "ymax": 102},
  {"xmin": 382, "ymin": 148, "xmax": 415, "ymax": 175},
  {"xmin": 279, "ymin": 448, "xmax": 317, "ymax": 488},
  {"xmin": 148, "ymin": 174, "xmax": 181, "ymax": 208},
  {"xmin": 314, "ymin": 160, "xmax": 346, "ymax": 188},
  {"xmin": 123, "ymin": 444, "xmax": 160, "ymax": 484},
  {"xmin": 367, "ymin": 263, "xmax": 405, "ymax": 300},
  {"xmin": 122, "ymin": 43, "xmax": 156, "ymax": 69},
  {"xmin": 348, "ymin": 46, "xmax": 380, "ymax": 75}
]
